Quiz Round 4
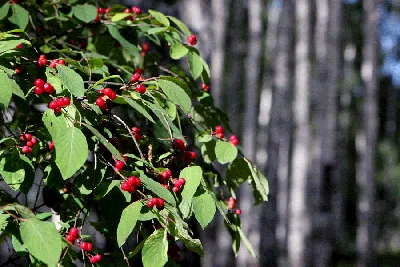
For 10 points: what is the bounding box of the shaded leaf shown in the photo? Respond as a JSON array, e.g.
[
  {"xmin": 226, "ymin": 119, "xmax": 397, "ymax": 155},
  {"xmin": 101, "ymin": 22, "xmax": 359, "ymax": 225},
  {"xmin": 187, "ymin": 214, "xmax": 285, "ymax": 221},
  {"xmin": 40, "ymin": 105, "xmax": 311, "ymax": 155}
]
[
  {"xmin": 180, "ymin": 166, "xmax": 202, "ymax": 202},
  {"xmin": 142, "ymin": 229, "xmax": 168, "ymax": 267},
  {"xmin": 72, "ymin": 4, "xmax": 97, "ymax": 23},
  {"xmin": 56, "ymin": 65, "xmax": 85, "ymax": 97},
  {"xmin": 193, "ymin": 189, "xmax": 216, "ymax": 229},
  {"xmin": 9, "ymin": 4, "xmax": 28, "ymax": 30},
  {"xmin": 117, "ymin": 201, "xmax": 143, "ymax": 247},
  {"xmin": 170, "ymin": 43, "xmax": 188, "ymax": 60}
]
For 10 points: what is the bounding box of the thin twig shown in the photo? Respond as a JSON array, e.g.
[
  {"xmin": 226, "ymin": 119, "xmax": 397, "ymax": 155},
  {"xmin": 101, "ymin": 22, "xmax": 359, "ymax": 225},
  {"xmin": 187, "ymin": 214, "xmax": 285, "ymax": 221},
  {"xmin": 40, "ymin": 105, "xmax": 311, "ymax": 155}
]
[
  {"xmin": 84, "ymin": 81, "xmax": 125, "ymax": 86},
  {"xmin": 120, "ymin": 247, "xmax": 130, "ymax": 266},
  {"xmin": 112, "ymin": 114, "xmax": 145, "ymax": 160}
]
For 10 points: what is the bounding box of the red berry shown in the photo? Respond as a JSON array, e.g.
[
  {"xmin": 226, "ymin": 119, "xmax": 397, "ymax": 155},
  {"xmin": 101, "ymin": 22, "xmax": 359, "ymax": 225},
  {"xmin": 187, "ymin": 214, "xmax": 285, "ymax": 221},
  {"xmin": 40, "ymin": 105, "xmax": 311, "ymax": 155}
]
[
  {"xmin": 59, "ymin": 60, "xmax": 65, "ymax": 65},
  {"xmin": 215, "ymin": 126, "xmax": 223, "ymax": 134},
  {"xmin": 229, "ymin": 135, "xmax": 237, "ymax": 142},
  {"xmin": 127, "ymin": 185, "xmax": 136, "ymax": 193},
  {"xmin": 94, "ymin": 254, "xmax": 102, "ymax": 262},
  {"xmin": 190, "ymin": 151, "xmax": 196, "ymax": 160},
  {"xmin": 132, "ymin": 6, "xmax": 141, "ymax": 14},
  {"xmin": 98, "ymin": 89, "xmax": 105, "ymax": 95},
  {"xmin": 54, "ymin": 106, "xmax": 62, "ymax": 113},
  {"xmin": 69, "ymin": 227, "xmax": 79, "ymax": 237},
  {"xmin": 20, "ymin": 135, "xmax": 26, "ymax": 141},
  {"xmin": 127, "ymin": 176, "xmax": 135, "ymax": 185},
  {"xmin": 115, "ymin": 160, "xmax": 124, "ymax": 170},
  {"xmin": 80, "ymin": 242, "xmax": 88, "ymax": 251},
  {"xmin": 228, "ymin": 197, "xmax": 236, "ymax": 209},
  {"xmin": 133, "ymin": 177, "xmax": 141, "ymax": 187},
  {"xmin": 230, "ymin": 138, "xmax": 239, "ymax": 146},
  {"xmin": 121, "ymin": 182, "xmax": 130, "ymax": 191},
  {"xmin": 201, "ymin": 83, "xmax": 209, "ymax": 91},
  {"xmin": 155, "ymin": 198, "xmax": 164, "ymax": 209},
  {"xmin": 49, "ymin": 100, "xmax": 58, "ymax": 110},
  {"xmin": 34, "ymin": 86, "xmax": 44, "ymax": 95},
  {"xmin": 135, "ymin": 84, "xmax": 146, "ymax": 94},
  {"xmin": 87, "ymin": 243, "xmax": 93, "ymax": 251},
  {"xmin": 94, "ymin": 15, "xmax": 101, "ymax": 22},
  {"xmin": 103, "ymin": 88, "xmax": 113, "ymax": 97},
  {"xmin": 15, "ymin": 43, "xmax": 23, "ymax": 49},
  {"xmin": 62, "ymin": 97, "xmax": 71, "ymax": 106},
  {"xmin": 130, "ymin": 73, "xmax": 140, "ymax": 83},
  {"xmin": 178, "ymin": 178, "xmax": 186, "ymax": 185},
  {"xmin": 31, "ymin": 137, "xmax": 37, "ymax": 145},
  {"xmin": 95, "ymin": 97, "xmax": 105, "ymax": 107},
  {"xmin": 109, "ymin": 91, "xmax": 117, "ymax": 100},
  {"xmin": 66, "ymin": 235, "xmax": 75, "ymax": 244},
  {"xmin": 172, "ymin": 139, "xmax": 186, "ymax": 152},
  {"xmin": 132, "ymin": 127, "xmax": 140, "ymax": 134},
  {"xmin": 124, "ymin": 8, "xmax": 131, "ymax": 13},
  {"xmin": 172, "ymin": 186, "xmax": 180, "ymax": 193},
  {"xmin": 15, "ymin": 67, "xmax": 21, "ymax": 74},
  {"xmin": 182, "ymin": 151, "xmax": 194, "ymax": 164},
  {"xmin": 163, "ymin": 184, "xmax": 169, "ymax": 190},
  {"xmin": 135, "ymin": 68, "xmax": 143, "ymax": 74},
  {"xmin": 49, "ymin": 141, "xmax": 55, "ymax": 150},
  {"xmin": 235, "ymin": 209, "xmax": 242, "ymax": 215},
  {"xmin": 142, "ymin": 43, "xmax": 149, "ymax": 52},
  {"xmin": 188, "ymin": 34, "xmax": 197, "ymax": 45},
  {"xmin": 99, "ymin": 103, "xmax": 108, "ymax": 111},
  {"xmin": 147, "ymin": 199, "xmax": 155, "ymax": 208},
  {"xmin": 43, "ymin": 83, "xmax": 54, "ymax": 94},
  {"xmin": 21, "ymin": 146, "xmax": 30, "ymax": 154},
  {"xmin": 90, "ymin": 257, "xmax": 97, "ymax": 264},
  {"xmin": 216, "ymin": 133, "xmax": 224, "ymax": 139},
  {"xmin": 24, "ymin": 134, "xmax": 32, "ymax": 141},
  {"xmin": 134, "ymin": 133, "xmax": 142, "ymax": 141},
  {"xmin": 162, "ymin": 170, "xmax": 172, "ymax": 180},
  {"xmin": 26, "ymin": 141, "xmax": 33, "ymax": 147},
  {"xmin": 50, "ymin": 62, "xmax": 57, "ymax": 69}
]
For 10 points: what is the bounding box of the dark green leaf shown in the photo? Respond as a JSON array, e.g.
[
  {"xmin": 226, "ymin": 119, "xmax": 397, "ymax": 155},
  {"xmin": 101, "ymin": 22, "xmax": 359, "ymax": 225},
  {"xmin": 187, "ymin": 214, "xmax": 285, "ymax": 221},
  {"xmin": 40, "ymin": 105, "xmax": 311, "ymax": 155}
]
[
  {"xmin": 168, "ymin": 16, "xmax": 191, "ymax": 36},
  {"xmin": 0, "ymin": 70, "xmax": 12, "ymax": 109},
  {"xmin": 20, "ymin": 219, "xmax": 62, "ymax": 266},
  {"xmin": 56, "ymin": 65, "xmax": 85, "ymax": 97},
  {"xmin": 180, "ymin": 166, "xmax": 202, "ymax": 202},
  {"xmin": 8, "ymin": 4, "xmax": 28, "ymax": 30},
  {"xmin": 72, "ymin": 4, "xmax": 97, "ymax": 23},
  {"xmin": 117, "ymin": 201, "xmax": 143, "ymax": 247},
  {"xmin": 138, "ymin": 171, "xmax": 176, "ymax": 206},
  {"xmin": 193, "ymin": 189, "xmax": 216, "ymax": 229},
  {"xmin": 11, "ymin": 80, "xmax": 25, "ymax": 99},
  {"xmin": 107, "ymin": 25, "xmax": 139, "ymax": 57},
  {"xmin": 147, "ymin": 27, "xmax": 168, "ymax": 35},
  {"xmin": 0, "ymin": 154, "xmax": 34, "ymax": 192},
  {"xmin": 215, "ymin": 140, "xmax": 238, "ymax": 164},
  {"xmin": 42, "ymin": 109, "xmax": 68, "ymax": 139},
  {"xmin": 158, "ymin": 79, "xmax": 192, "ymax": 114},
  {"xmin": 170, "ymin": 43, "xmax": 188, "ymax": 60},
  {"xmin": 0, "ymin": 2, "xmax": 10, "ymax": 20},
  {"xmin": 226, "ymin": 158, "xmax": 252, "ymax": 189},
  {"xmin": 149, "ymin": 10, "xmax": 170, "ymax": 26},
  {"xmin": 124, "ymin": 98, "xmax": 155, "ymax": 123},
  {"xmin": 187, "ymin": 51, "xmax": 203, "ymax": 79},
  {"xmin": 142, "ymin": 229, "xmax": 168, "ymax": 267},
  {"xmin": 111, "ymin": 13, "xmax": 131, "ymax": 22}
]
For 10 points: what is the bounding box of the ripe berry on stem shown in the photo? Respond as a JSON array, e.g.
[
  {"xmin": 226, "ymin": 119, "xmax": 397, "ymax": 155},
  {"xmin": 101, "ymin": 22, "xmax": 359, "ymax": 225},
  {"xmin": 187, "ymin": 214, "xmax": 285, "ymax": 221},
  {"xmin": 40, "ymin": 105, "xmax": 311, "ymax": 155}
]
[
  {"xmin": 188, "ymin": 34, "xmax": 197, "ymax": 45},
  {"xmin": 115, "ymin": 160, "xmax": 124, "ymax": 171},
  {"xmin": 132, "ymin": 6, "xmax": 141, "ymax": 14},
  {"xmin": 235, "ymin": 209, "xmax": 242, "ymax": 215},
  {"xmin": 173, "ymin": 139, "xmax": 186, "ymax": 152},
  {"xmin": 136, "ymin": 84, "xmax": 146, "ymax": 94}
]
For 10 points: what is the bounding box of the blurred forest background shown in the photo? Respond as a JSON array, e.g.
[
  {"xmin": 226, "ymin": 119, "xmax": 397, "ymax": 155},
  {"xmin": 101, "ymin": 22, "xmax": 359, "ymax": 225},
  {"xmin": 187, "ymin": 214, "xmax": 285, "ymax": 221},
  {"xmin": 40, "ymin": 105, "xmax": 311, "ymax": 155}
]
[
  {"xmin": 111, "ymin": 0, "xmax": 400, "ymax": 266},
  {"xmin": 0, "ymin": 0, "xmax": 399, "ymax": 266}
]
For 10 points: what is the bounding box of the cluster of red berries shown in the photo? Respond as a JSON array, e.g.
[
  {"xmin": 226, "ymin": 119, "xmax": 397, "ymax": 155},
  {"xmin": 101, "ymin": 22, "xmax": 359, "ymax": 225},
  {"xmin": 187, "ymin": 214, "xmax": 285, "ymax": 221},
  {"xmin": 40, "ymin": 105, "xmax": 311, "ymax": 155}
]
[
  {"xmin": 89, "ymin": 254, "xmax": 102, "ymax": 264},
  {"xmin": 172, "ymin": 178, "xmax": 186, "ymax": 193},
  {"xmin": 130, "ymin": 68, "xmax": 143, "ymax": 83},
  {"xmin": 95, "ymin": 88, "xmax": 117, "ymax": 111},
  {"xmin": 124, "ymin": 6, "xmax": 141, "ymax": 15},
  {"xmin": 229, "ymin": 135, "xmax": 239, "ymax": 146},
  {"xmin": 114, "ymin": 154, "xmax": 127, "ymax": 171},
  {"xmin": 49, "ymin": 58, "xmax": 65, "ymax": 69},
  {"xmin": 201, "ymin": 83, "xmax": 209, "ymax": 92},
  {"xmin": 37, "ymin": 54, "xmax": 48, "ymax": 68},
  {"xmin": 172, "ymin": 139, "xmax": 197, "ymax": 164},
  {"xmin": 20, "ymin": 133, "xmax": 37, "ymax": 154},
  {"xmin": 79, "ymin": 241, "xmax": 93, "ymax": 251},
  {"xmin": 227, "ymin": 197, "xmax": 241, "ymax": 215},
  {"xmin": 188, "ymin": 34, "xmax": 197, "ymax": 45},
  {"xmin": 214, "ymin": 126, "xmax": 239, "ymax": 146},
  {"xmin": 48, "ymin": 96, "xmax": 71, "ymax": 113},
  {"xmin": 34, "ymin": 78, "xmax": 55, "ymax": 95},
  {"xmin": 65, "ymin": 227, "xmax": 79, "ymax": 245},
  {"xmin": 94, "ymin": 7, "xmax": 110, "ymax": 22},
  {"xmin": 121, "ymin": 176, "xmax": 141, "ymax": 193},
  {"xmin": 146, "ymin": 198, "xmax": 165, "ymax": 210},
  {"xmin": 131, "ymin": 126, "xmax": 142, "ymax": 141}
]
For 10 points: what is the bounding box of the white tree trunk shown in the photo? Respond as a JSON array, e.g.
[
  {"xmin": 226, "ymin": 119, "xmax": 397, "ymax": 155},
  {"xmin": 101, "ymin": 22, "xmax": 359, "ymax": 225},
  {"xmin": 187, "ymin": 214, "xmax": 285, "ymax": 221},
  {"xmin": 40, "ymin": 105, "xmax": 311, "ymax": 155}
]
[
  {"xmin": 288, "ymin": 0, "xmax": 311, "ymax": 266},
  {"xmin": 237, "ymin": 0, "xmax": 263, "ymax": 266},
  {"xmin": 356, "ymin": 1, "xmax": 380, "ymax": 266}
]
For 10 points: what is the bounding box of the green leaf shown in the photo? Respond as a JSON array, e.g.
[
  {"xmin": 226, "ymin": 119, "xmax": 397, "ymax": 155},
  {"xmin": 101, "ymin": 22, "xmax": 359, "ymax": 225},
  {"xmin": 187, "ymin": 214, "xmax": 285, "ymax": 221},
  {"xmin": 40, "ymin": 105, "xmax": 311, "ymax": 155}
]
[
  {"xmin": 158, "ymin": 79, "xmax": 192, "ymax": 114},
  {"xmin": 187, "ymin": 51, "xmax": 204, "ymax": 79},
  {"xmin": 238, "ymin": 227, "xmax": 256, "ymax": 257},
  {"xmin": 107, "ymin": 25, "xmax": 139, "ymax": 57},
  {"xmin": 0, "ymin": 154, "xmax": 34, "ymax": 192},
  {"xmin": 72, "ymin": 4, "xmax": 97, "ymax": 23},
  {"xmin": 168, "ymin": 16, "xmax": 191, "ymax": 36},
  {"xmin": 111, "ymin": 13, "xmax": 131, "ymax": 22},
  {"xmin": 160, "ymin": 76, "xmax": 192, "ymax": 97},
  {"xmin": 117, "ymin": 201, "xmax": 143, "ymax": 247},
  {"xmin": 197, "ymin": 132, "xmax": 212, "ymax": 143},
  {"xmin": 226, "ymin": 158, "xmax": 252, "ymax": 189},
  {"xmin": 12, "ymin": 235, "xmax": 27, "ymax": 254},
  {"xmin": 125, "ymin": 98, "xmax": 155, "ymax": 123},
  {"xmin": 11, "ymin": 80, "xmax": 25, "ymax": 99},
  {"xmin": 180, "ymin": 166, "xmax": 202, "ymax": 201},
  {"xmin": 20, "ymin": 219, "xmax": 62, "ymax": 266},
  {"xmin": 35, "ymin": 212, "xmax": 52, "ymax": 221},
  {"xmin": 248, "ymin": 161, "xmax": 269, "ymax": 203},
  {"xmin": 56, "ymin": 65, "xmax": 85, "ymax": 97},
  {"xmin": 201, "ymin": 140, "xmax": 216, "ymax": 163},
  {"xmin": 83, "ymin": 123, "xmax": 125, "ymax": 162},
  {"xmin": 45, "ymin": 69, "xmax": 63, "ymax": 94},
  {"xmin": 215, "ymin": 140, "xmax": 238, "ymax": 164},
  {"xmin": 94, "ymin": 180, "xmax": 120, "ymax": 200},
  {"xmin": 0, "ymin": 70, "xmax": 12, "ymax": 109},
  {"xmin": 149, "ymin": 10, "xmax": 170, "ymax": 27},
  {"xmin": 193, "ymin": 189, "xmax": 216, "ymax": 229},
  {"xmin": 138, "ymin": 171, "xmax": 176, "ymax": 206},
  {"xmin": 169, "ymin": 43, "xmax": 188, "ymax": 60},
  {"xmin": 8, "ymin": 4, "xmax": 28, "ymax": 30},
  {"xmin": 128, "ymin": 237, "xmax": 146, "ymax": 258},
  {"xmin": 92, "ymin": 75, "xmax": 123, "ymax": 88},
  {"xmin": 147, "ymin": 27, "xmax": 168, "ymax": 35},
  {"xmin": 0, "ymin": 2, "xmax": 10, "ymax": 20},
  {"xmin": 142, "ymin": 229, "xmax": 168, "ymax": 267},
  {"xmin": 0, "ymin": 214, "xmax": 9, "ymax": 233},
  {"xmin": 0, "ymin": 39, "xmax": 29, "ymax": 55},
  {"xmin": 3, "ymin": 203, "xmax": 35, "ymax": 219},
  {"xmin": 42, "ymin": 109, "xmax": 68, "ymax": 139},
  {"xmin": 54, "ymin": 127, "xmax": 88, "ymax": 179}
]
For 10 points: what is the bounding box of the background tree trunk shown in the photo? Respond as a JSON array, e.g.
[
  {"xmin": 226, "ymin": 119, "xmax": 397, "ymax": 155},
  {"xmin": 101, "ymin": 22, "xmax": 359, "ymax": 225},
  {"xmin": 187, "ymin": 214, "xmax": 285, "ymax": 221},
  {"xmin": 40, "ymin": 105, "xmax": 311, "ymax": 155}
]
[
  {"xmin": 356, "ymin": 0, "xmax": 380, "ymax": 266},
  {"xmin": 288, "ymin": 0, "xmax": 311, "ymax": 266}
]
